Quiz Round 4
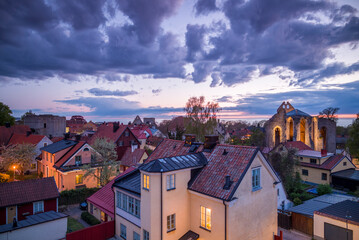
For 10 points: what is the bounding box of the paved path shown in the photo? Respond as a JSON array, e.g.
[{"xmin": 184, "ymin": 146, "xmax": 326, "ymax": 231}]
[
  {"xmin": 279, "ymin": 228, "xmax": 312, "ymax": 240},
  {"xmin": 62, "ymin": 204, "xmax": 91, "ymax": 228}
]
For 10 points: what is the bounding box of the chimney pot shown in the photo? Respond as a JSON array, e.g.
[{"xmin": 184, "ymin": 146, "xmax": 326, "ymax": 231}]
[
  {"xmin": 321, "ymin": 149, "xmax": 327, "ymax": 157},
  {"xmin": 224, "ymin": 175, "xmax": 231, "ymax": 190}
]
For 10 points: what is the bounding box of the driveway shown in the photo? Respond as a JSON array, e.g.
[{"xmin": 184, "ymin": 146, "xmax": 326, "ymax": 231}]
[
  {"xmin": 279, "ymin": 227, "xmax": 312, "ymax": 240},
  {"xmin": 62, "ymin": 204, "xmax": 91, "ymax": 228}
]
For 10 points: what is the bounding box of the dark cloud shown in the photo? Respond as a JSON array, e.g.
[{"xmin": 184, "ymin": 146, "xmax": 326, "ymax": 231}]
[
  {"xmin": 185, "ymin": 24, "xmax": 207, "ymax": 62},
  {"xmin": 152, "ymin": 89, "xmax": 162, "ymax": 95},
  {"xmin": 216, "ymin": 95, "xmax": 232, "ymax": 102},
  {"xmin": 88, "ymin": 88, "xmax": 138, "ymax": 96},
  {"xmin": 116, "ymin": 0, "xmax": 183, "ymax": 45},
  {"xmin": 194, "ymin": 0, "xmax": 218, "ymax": 16}
]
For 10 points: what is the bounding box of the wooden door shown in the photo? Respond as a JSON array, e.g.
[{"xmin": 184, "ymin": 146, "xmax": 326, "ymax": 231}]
[{"xmin": 7, "ymin": 206, "xmax": 16, "ymax": 224}]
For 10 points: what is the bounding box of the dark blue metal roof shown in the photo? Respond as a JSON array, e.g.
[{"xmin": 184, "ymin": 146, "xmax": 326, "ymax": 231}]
[
  {"xmin": 113, "ymin": 169, "xmax": 141, "ymax": 196},
  {"xmin": 40, "ymin": 139, "xmax": 77, "ymax": 153},
  {"xmin": 286, "ymin": 109, "xmax": 311, "ymax": 117},
  {"xmin": 332, "ymin": 169, "xmax": 359, "ymax": 181},
  {"xmin": 140, "ymin": 152, "xmax": 207, "ymax": 173},
  {"xmin": 0, "ymin": 211, "xmax": 67, "ymax": 233},
  {"xmin": 317, "ymin": 200, "xmax": 359, "ymax": 223}
]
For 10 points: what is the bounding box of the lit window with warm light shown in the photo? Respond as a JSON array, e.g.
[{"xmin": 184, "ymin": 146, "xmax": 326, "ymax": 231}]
[
  {"xmin": 143, "ymin": 174, "xmax": 149, "ymax": 190},
  {"xmin": 200, "ymin": 206, "xmax": 211, "ymax": 230},
  {"xmin": 75, "ymin": 174, "xmax": 83, "ymax": 184}
]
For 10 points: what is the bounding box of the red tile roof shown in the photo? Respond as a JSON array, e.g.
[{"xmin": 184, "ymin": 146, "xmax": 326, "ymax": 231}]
[
  {"xmin": 0, "ymin": 125, "xmax": 30, "ymax": 146},
  {"xmin": 120, "ymin": 148, "xmax": 146, "ymax": 167},
  {"xmin": 88, "ymin": 123, "xmax": 128, "ymax": 145},
  {"xmin": 87, "ymin": 167, "xmax": 136, "ymax": 218},
  {"xmin": 50, "ymin": 137, "xmax": 64, "ymax": 143},
  {"xmin": 130, "ymin": 125, "xmax": 153, "ymax": 139},
  {"xmin": 146, "ymin": 138, "xmax": 202, "ymax": 162},
  {"xmin": 8, "ymin": 134, "xmax": 47, "ymax": 146},
  {"xmin": 146, "ymin": 136, "xmax": 164, "ymax": 147},
  {"xmin": 189, "ymin": 145, "xmax": 259, "ymax": 200},
  {"xmin": 300, "ymin": 154, "xmax": 348, "ymax": 170},
  {"xmin": 0, "ymin": 177, "xmax": 59, "ymax": 208},
  {"xmin": 283, "ymin": 141, "xmax": 313, "ymax": 151},
  {"xmin": 54, "ymin": 141, "xmax": 86, "ymax": 169}
]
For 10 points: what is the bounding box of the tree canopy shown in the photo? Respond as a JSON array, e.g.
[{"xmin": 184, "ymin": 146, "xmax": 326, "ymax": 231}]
[
  {"xmin": 318, "ymin": 107, "xmax": 340, "ymax": 122},
  {"xmin": 347, "ymin": 115, "xmax": 359, "ymax": 158},
  {"xmin": 184, "ymin": 96, "xmax": 221, "ymax": 141},
  {"xmin": 0, "ymin": 102, "xmax": 15, "ymax": 126},
  {"xmin": 0, "ymin": 144, "xmax": 37, "ymax": 172},
  {"xmin": 82, "ymin": 137, "xmax": 118, "ymax": 187}
]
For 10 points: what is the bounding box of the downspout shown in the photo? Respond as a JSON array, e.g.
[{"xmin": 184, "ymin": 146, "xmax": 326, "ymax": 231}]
[
  {"xmin": 160, "ymin": 170, "xmax": 163, "ymax": 240},
  {"xmin": 223, "ymin": 200, "xmax": 227, "ymax": 240}
]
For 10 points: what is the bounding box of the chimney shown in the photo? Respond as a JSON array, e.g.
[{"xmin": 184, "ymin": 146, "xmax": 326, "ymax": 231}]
[
  {"xmin": 203, "ymin": 135, "xmax": 219, "ymax": 152},
  {"xmin": 26, "ymin": 131, "xmax": 31, "ymax": 137},
  {"xmin": 113, "ymin": 122, "xmax": 119, "ymax": 133},
  {"xmin": 321, "ymin": 149, "xmax": 327, "ymax": 157},
  {"xmin": 184, "ymin": 134, "xmax": 196, "ymax": 146},
  {"xmin": 223, "ymin": 175, "xmax": 232, "ymax": 190}
]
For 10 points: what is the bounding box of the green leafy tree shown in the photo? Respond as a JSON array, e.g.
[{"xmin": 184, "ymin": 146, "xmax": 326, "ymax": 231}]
[
  {"xmin": 347, "ymin": 115, "xmax": 359, "ymax": 159},
  {"xmin": 184, "ymin": 96, "xmax": 221, "ymax": 141},
  {"xmin": 0, "ymin": 144, "xmax": 37, "ymax": 173},
  {"xmin": 318, "ymin": 107, "xmax": 340, "ymax": 122},
  {"xmin": 317, "ymin": 184, "xmax": 332, "ymax": 196},
  {"xmin": 0, "ymin": 102, "xmax": 15, "ymax": 126},
  {"xmin": 82, "ymin": 137, "xmax": 118, "ymax": 187},
  {"xmin": 244, "ymin": 128, "xmax": 266, "ymax": 147}
]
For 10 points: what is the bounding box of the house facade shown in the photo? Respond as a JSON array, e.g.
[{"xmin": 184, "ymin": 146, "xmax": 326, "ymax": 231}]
[
  {"xmin": 0, "ymin": 177, "xmax": 59, "ymax": 225},
  {"xmin": 112, "ymin": 138, "xmax": 279, "ymax": 240},
  {"xmin": 38, "ymin": 139, "xmax": 100, "ymax": 191}
]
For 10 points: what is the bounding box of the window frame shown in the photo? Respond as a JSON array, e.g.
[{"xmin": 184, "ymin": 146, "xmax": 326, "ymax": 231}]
[
  {"xmin": 166, "ymin": 174, "xmax": 176, "ymax": 191},
  {"xmin": 167, "ymin": 214, "xmax": 176, "ymax": 232},
  {"xmin": 310, "ymin": 158, "xmax": 317, "ymax": 164},
  {"xmin": 302, "ymin": 169, "xmax": 309, "ymax": 176},
  {"xmin": 321, "ymin": 173, "xmax": 327, "ymax": 181},
  {"xmin": 252, "ymin": 167, "xmax": 261, "ymax": 191},
  {"xmin": 75, "ymin": 174, "xmax": 83, "ymax": 185},
  {"xmin": 117, "ymin": 191, "xmax": 140, "ymax": 218},
  {"xmin": 75, "ymin": 155, "xmax": 82, "ymax": 166},
  {"xmin": 143, "ymin": 230, "xmax": 149, "ymax": 240},
  {"xmin": 200, "ymin": 206, "xmax": 212, "ymax": 231},
  {"xmin": 133, "ymin": 231, "xmax": 140, "ymax": 240},
  {"xmin": 143, "ymin": 174, "xmax": 150, "ymax": 190},
  {"xmin": 33, "ymin": 201, "xmax": 44, "ymax": 214},
  {"xmin": 120, "ymin": 224, "xmax": 127, "ymax": 239}
]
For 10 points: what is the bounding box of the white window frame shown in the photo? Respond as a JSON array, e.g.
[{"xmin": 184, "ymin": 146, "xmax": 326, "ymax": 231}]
[
  {"xmin": 200, "ymin": 206, "xmax": 211, "ymax": 230},
  {"xmin": 166, "ymin": 174, "xmax": 175, "ymax": 190},
  {"xmin": 133, "ymin": 231, "xmax": 140, "ymax": 240},
  {"xmin": 33, "ymin": 201, "xmax": 44, "ymax": 214},
  {"xmin": 167, "ymin": 214, "xmax": 176, "ymax": 232},
  {"xmin": 252, "ymin": 167, "xmax": 261, "ymax": 191},
  {"xmin": 120, "ymin": 223, "xmax": 127, "ymax": 239}
]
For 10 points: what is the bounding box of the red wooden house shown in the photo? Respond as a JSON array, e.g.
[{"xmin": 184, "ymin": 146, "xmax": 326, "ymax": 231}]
[{"xmin": 0, "ymin": 177, "xmax": 59, "ymax": 225}]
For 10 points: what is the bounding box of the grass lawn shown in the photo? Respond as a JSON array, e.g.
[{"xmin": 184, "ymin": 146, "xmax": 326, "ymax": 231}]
[{"xmin": 67, "ymin": 217, "xmax": 85, "ymax": 233}]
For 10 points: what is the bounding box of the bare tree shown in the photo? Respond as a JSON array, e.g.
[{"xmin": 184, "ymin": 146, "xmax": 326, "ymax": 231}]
[
  {"xmin": 318, "ymin": 107, "xmax": 340, "ymax": 122},
  {"xmin": 1, "ymin": 144, "xmax": 37, "ymax": 173}
]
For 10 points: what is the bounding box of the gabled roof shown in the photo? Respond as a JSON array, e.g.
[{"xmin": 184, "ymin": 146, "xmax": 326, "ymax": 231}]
[
  {"xmin": 283, "ymin": 141, "xmax": 312, "ymax": 151},
  {"xmin": 315, "ymin": 200, "xmax": 359, "ymax": 224},
  {"xmin": 297, "ymin": 149, "xmax": 333, "ymax": 158},
  {"xmin": 189, "ymin": 145, "xmax": 259, "ymax": 201},
  {"xmin": 8, "ymin": 134, "xmax": 47, "ymax": 146},
  {"xmin": 140, "ymin": 153, "xmax": 207, "ymax": 173},
  {"xmin": 146, "ymin": 138, "xmax": 202, "ymax": 162},
  {"xmin": 88, "ymin": 123, "xmax": 128, "ymax": 145},
  {"xmin": 286, "ymin": 109, "xmax": 311, "ymax": 117},
  {"xmin": 120, "ymin": 148, "xmax": 146, "ymax": 167},
  {"xmin": 87, "ymin": 167, "xmax": 136, "ymax": 218},
  {"xmin": 0, "ymin": 177, "xmax": 59, "ymax": 208},
  {"xmin": 0, "ymin": 125, "xmax": 30, "ymax": 146},
  {"xmin": 113, "ymin": 168, "xmax": 141, "ymax": 196},
  {"xmin": 50, "ymin": 137, "xmax": 64, "ymax": 143},
  {"xmin": 300, "ymin": 154, "xmax": 352, "ymax": 170},
  {"xmin": 54, "ymin": 141, "xmax": 87, "ymax": 169},
  {"xmin": 40, "ymin": 139, "xmax": 77, "ymax": 154},
  {"xmin": 146, "ymin": 136, "xmax": 163, "ymax": 147}
]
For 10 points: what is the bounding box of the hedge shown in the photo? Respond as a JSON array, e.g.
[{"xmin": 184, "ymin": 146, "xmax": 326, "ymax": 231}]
[
  {"xmin": 59, "ymin": 187, "xmax": 99, "ymax": 206},
  {"xmin": 81, "ymin": 212, "xmax": 101, "ymax": 226}
]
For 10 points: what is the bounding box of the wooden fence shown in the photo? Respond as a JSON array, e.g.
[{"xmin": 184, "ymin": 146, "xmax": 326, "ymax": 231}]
[
  {"xmin": 66, "ymin": 220, "xmax": 115, "ymax": 240},
  {"xmin": 292, "ymin": 212, "xmax": 313, "ymax": 236},
  {"xmin": 278, "ymin": 210, "xmax": 291, "ymax": 230}
]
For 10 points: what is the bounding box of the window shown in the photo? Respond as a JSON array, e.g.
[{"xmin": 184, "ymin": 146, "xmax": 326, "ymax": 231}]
[
  {"xmin": 167, "ymin": 174, "xmax": 175, "ymax": 190},
  {"xmin": 44, "ymin": 123, "xmax": 46, "ymax": 128},
  {"xmin": 322, "ymin": 173, "xmax": 327, "ymax": 180},
  {"xmin": 343, "ymin": 162, "xmax": 347, "ymax": 166},
  {"xmin": 118, "ymin": 141, "xmax": 124, "ymax": 146},
  {"xmin": 143, "ymin": 230, "xmax": 149, "ymax": 240},
  {"xmin": 310, "ymin": 158, "xmax": 316, "ymax": 164},
  {"xmin": 101, "ymin": 211, "xmax": 106, "ymax": 222},
  {"xmin": 117, "ymin": 191, "xmax": 140, "ymax": 218},
  {"xmin": 33, "ymin": 201, "xmax": 44, "ymax": 214},
  {"xmin": 300, "ymin": 157, "xmax": 303, "ymax": 160},
  {"xmin": 252, "ymin": 168, "xmax": 261, "ymax": 191},
  {"xmin": 43, "ymin": 142, "xmax": 47, "ymax": 147},
  {"xmin": 84, "ymin": 148, "xmax": 89, "ymax": 151},
  {"xmin": 30, "ymin": 163, "xmax": 36, "ymax": 169},
  {"xmin": 120, "ymin": 224, "xmax": 127, "ymax": 239},
  {"xmin": 200, "ymin": 206, "xmax": 211, "ymax": 230},
  {"xmin": 167, "ymin": 214, "xmax": 176, "ymax": 232},
  {"xmin": 75, "ymin": 156, "xmax": 82, "ymax": 166},
  {"xmin": 302, "ymin": 169, "xmax": 308, "ymax": 176},
  {"xmin": 133, "ymin": 232, "xmax": 140, "ymax": 240},
  {"xmin": 143, "ymin": 174, "xmax": 149, "ymax": 190},
  {"xmin": 90, "ymin": 203, "xmax": 93, "ymax": 214},
  {"xmin": 277, "ymin": 189, "xmax": 280, "ymax": 196},
  {"xmin": 75, "ymin": 174, "xmax": 83, "ymax": 184},
  {"xmin": 125, "ymin": 131, "xmax": 129, "ymax": 137}
]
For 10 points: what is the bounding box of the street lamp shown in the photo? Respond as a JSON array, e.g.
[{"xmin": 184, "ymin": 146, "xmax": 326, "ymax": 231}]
[{"xmin": 13, "ymin": 166, "xmax": 16, "ymax": 181}]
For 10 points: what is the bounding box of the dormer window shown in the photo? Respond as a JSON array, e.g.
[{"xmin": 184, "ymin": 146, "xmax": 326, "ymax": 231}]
[{"xmin": 75, "ymin": 156, "xmax": 82, "ymax": 166}]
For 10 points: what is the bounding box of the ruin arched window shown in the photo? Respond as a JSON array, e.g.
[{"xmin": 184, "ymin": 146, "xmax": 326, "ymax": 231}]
[
  {"xmin": 288, "ymin": 119, "xmax": 294, "ymax": 141},
  {"xmin": 300, "ymin": 119, "xmax": 306, "ymax": 143},
  {"xmin": 275, "ymin": 127, "xmax": 281, "ymax": 146},
  {"xmin": 320, "ymin": 127, "xmax": 327, "ymax": 150}
]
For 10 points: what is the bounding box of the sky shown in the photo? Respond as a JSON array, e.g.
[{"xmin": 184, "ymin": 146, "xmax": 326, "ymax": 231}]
[{"xmin": 0, "ymin": 0, "xmax": 358, "ymax": 126}]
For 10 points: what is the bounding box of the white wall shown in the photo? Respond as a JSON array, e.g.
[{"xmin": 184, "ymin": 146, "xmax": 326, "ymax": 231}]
[
  {"xmin": 0, "ymin": 217, "xmax": 67, "ymax": 240},
  {"xmin": 276, "ymin": 182, "xmax": 293, "ymax": 210}
]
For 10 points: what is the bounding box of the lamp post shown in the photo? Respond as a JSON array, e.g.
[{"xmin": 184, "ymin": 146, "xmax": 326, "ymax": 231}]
[{"xmin": 13, "ymin": 166, "xmax": 16, "ymax": 181}]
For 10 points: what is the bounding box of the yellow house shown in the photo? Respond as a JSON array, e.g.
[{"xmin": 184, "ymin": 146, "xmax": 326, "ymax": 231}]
[
  {"xmin": 38, "ymin": 139, "xmax": 101, "ymax": 191},
  {"xmin": 296, "ymin": 150, "xmax": 356, "ymax": 185},
  {"xmin": 112, "ymin": 139, "xmax": 280, "ymax": 240},
  {"xmin": 314, "ymin": 200, "xmax": 359, "ymax": 240}
]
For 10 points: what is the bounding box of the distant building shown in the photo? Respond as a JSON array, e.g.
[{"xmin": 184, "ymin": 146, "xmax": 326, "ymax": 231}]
[
  {"xmin": 24, "ymin": 114, "xmax": 66, "ymax": 138},
  {"xmin": 265, "ymin": 102, "xmax": 336, "ymax": 153},
  {"xmin": 132, "ymin": 115, "xmax": 143, "ymax": 125},
  {"xmin": 66, "ymin": 115, "xmax": 87, "ymax": 134},
  {"xmin": 143, "ymin": 117, "xmax": 156, "ymax": 127}
]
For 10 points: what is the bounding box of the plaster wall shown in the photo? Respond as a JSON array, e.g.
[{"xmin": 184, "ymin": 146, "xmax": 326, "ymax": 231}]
[
  {"xmin": 115, "ymin": 214, "xmax": 141, "ymax": 239},
  {"xmin": 298, "ymin": 167, "xmax": 331, "ymax": 184}
]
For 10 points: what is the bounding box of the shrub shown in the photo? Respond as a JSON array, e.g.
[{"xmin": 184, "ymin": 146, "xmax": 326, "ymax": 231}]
[
  {"xmin": 81, "ymin": 212, "xmax": 101, "ymax": 226},
  {"xmin": 317, "ymin": 184, "xmax": 332, "ymax": 196},
  {"xmin": 293, "ymin": 197, "xmax": 302, "ymax": 206},
  {"xmin": 0, "ymin": 173, "xmax": 10, "ymax": 183},
  {"xmin": 59, "ymin": 188, "xmax": 99, "ymax": 206}
]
